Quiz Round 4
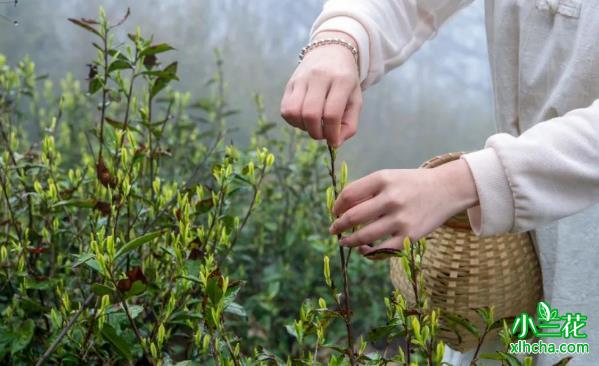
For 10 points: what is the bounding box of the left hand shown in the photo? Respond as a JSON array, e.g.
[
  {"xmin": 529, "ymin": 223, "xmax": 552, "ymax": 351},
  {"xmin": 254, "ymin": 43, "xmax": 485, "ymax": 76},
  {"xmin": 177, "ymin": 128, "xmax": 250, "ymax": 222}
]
[{"xmin": 329, "ymin": 159, "xmax": 479, "ymax": 259}]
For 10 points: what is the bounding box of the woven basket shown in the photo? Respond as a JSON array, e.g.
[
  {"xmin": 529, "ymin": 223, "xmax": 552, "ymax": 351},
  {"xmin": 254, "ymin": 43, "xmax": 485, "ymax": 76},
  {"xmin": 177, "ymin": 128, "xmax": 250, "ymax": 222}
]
[{"xmin": 389, "ymin": 152, "xmax": 543, "ymax": 351}]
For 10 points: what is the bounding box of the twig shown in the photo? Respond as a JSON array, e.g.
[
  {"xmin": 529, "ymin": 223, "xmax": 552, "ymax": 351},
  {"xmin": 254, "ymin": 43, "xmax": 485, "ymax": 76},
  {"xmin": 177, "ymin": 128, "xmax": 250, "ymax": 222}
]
[
  {"xmin": 327, "ymin": 145, "xmax": 356, "ymax": 366},
  {"xmin": 35, "ymin": 294, "xmax": 95, "ymax": 366},
  {"xmin": 470, "ymin": 328, "xmax": 490, "ymax": 365}
]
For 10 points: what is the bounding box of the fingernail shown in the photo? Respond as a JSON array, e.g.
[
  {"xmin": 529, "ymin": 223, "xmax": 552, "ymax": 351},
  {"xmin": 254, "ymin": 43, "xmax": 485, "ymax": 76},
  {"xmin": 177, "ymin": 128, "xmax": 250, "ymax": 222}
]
[
  {"xmin": 328, "ymin": 225, "xmax": 335, "ymax": 234},
  {"xmin": 339, "ymin": 237, "xmax": 348, "ymax": 246}
]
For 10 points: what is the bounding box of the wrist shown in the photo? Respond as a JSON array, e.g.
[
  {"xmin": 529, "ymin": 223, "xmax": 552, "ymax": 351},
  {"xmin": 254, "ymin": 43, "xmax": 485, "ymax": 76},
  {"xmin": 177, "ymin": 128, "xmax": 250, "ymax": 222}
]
[
  {"xmin": 309, "ymin": 31, "xmax": 359, "ymax": 67},
  {"xmin": 312, "ymin": 30, "xmax": 357, "ymax": 49},
  {"xmin": 434, "ymin": 159, "xmax": 479, "ymax": 213}
]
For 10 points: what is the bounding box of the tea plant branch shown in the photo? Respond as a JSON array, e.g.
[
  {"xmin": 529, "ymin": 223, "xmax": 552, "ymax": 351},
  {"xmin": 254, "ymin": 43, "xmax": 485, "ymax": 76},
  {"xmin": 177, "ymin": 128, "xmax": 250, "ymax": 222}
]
[
  {"xmin": 327, "ymin": 145, "xmax": 356, "ymax": 366},
  {"xmin": 227, "ymin": 163, "xmax": 267, "ymax": 253},
  {"xmin": 220, "ymin": 319, "xmax": 242, "ymax": 366},
  {"xmin": 107, "ymin": 268, "xmax": 150, "ymax": 359},
  {"xmin": 35, "ymin": 293, "xmax": 95, "ymax": 366},
  {"xmin": 113, "ymin": 48, "xmax": 140, "ymax": 175},
  {"xmin": 80, "ymin": 296, "xmax": 101, "ymax": 360},
  {"xmin": 0, "ymin": 164, "xmax": 22, "ymax": 242},
  {"xmin": 97, "ymin": 23, "xmax": 109, "ymax": 161}
]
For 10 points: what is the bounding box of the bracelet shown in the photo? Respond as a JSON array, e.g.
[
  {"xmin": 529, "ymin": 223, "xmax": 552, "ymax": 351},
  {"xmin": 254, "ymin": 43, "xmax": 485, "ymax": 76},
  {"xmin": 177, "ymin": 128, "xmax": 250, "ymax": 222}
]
[{"xmin": 298, "ymin": 38, "xmax": 358, "ymax": 65}]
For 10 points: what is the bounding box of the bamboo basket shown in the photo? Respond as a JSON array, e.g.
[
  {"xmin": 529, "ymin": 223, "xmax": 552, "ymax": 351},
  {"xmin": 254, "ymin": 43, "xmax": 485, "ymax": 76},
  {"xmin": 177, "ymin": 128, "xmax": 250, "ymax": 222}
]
[{"xmin": 389, "ymin": 152, "xmax": 543, "ymax": 351}]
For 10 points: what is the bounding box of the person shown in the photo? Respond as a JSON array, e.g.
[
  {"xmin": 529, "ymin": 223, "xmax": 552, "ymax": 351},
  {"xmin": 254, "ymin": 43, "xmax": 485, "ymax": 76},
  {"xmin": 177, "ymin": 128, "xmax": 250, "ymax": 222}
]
[{"xmin": 280, "ymin": 1, "xmax": 599, "ymax": 365}]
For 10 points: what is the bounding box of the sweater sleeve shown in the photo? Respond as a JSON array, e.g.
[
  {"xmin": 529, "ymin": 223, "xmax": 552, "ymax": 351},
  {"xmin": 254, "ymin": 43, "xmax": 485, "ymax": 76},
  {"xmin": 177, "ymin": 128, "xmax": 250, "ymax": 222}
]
[
  {"xmin": 462, "ymin": 99, "xmax": 599, "ymax": 236},
  {"xmin": 310, "ymin": 0, "xmax": 474, "ymax": 88}
]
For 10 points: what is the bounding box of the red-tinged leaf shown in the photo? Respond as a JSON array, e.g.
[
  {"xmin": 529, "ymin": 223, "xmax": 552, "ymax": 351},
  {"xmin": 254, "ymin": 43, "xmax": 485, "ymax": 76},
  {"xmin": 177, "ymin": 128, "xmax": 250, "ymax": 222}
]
[
  {"xmin": 68, "ymin": 18, "xmax": 101, "ymax": 37},
  {"xmin": 111, "ymin": 7, "xmax": 130, "ymax": 29},
  {"xmin": 143, "ymin": 54, "xmax": 157, "ymax": 69},
  {"xmin": 87, "ymin": 64, "xmax": 98, "ymax": 80},
  {"xmin": 96, "ymin": 158, "xmax": 117, "ymax": 188},
  {"xmin": 27, "ymin": 247, "xmax": 46, "ymax": 255},
  {"xmin": 94, "ymin": 201, "xmax": 111, "ymax": 216},
  {"xmin": 116, "ymin": 278, "xmax": 132, "ymax": 292},
  {"xmin": 80, "ymin": 18, "xmax": 99, "ymax": 25}
]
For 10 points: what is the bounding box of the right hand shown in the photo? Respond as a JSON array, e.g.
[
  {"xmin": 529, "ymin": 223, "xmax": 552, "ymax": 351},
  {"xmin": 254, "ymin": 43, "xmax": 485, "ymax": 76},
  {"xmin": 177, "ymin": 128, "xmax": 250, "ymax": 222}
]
[{"xmin": 280, "ymin": 31, "xmax": 363, "ymax": 147}]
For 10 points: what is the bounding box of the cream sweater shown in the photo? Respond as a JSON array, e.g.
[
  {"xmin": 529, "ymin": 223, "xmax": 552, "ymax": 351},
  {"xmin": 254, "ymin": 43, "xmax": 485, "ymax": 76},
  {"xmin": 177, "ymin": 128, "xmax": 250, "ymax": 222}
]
[{"xmin": 311, "ymin": 1, "xmax": 599, "ymax": 365}]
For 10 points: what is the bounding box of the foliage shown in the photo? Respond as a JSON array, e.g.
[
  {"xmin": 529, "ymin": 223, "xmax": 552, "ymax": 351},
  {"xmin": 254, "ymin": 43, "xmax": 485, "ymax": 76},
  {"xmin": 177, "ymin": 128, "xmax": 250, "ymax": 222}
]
[{"xmin": 0, "ymin": 8, "xmax": 573, "ymax": 366}]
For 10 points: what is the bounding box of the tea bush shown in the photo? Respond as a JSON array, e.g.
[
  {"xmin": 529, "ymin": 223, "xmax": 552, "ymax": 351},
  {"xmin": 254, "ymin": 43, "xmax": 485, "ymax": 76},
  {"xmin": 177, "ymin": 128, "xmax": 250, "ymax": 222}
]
[{"xmin": 0, "ymin": 8, "xmax": 562, "ymax": 366}]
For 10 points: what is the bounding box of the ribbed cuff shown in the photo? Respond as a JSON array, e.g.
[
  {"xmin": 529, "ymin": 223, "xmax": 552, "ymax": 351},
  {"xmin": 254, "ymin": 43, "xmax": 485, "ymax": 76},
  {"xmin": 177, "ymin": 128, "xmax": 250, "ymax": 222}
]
[
  {"xmin": 311, "ymin": 16, "xmax": 369, "ymax": 84},
  {"xmin": 461, "ymin": 148, "xmax": 515, "ymax": 236}
]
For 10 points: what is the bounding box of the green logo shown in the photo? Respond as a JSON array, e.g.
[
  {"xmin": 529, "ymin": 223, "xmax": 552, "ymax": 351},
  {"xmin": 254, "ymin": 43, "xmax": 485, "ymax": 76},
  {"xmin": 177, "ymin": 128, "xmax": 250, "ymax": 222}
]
[{"xmin": 511, "ymin": 301, "xmax": 588, "ymax": 339}]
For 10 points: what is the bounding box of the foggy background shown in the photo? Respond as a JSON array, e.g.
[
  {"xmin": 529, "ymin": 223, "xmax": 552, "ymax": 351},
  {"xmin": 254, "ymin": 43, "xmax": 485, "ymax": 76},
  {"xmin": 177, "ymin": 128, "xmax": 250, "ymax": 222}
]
[{"xmin": 0, "ymin": 0, "xmax": 495, "ymax": 177}]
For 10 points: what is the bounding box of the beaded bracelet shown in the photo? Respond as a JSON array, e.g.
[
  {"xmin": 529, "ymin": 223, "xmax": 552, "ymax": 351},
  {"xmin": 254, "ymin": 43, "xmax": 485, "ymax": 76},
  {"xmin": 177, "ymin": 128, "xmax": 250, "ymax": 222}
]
[{"xmin": 298, "ymin": 38, "xmax": 358, "ymax": 65}]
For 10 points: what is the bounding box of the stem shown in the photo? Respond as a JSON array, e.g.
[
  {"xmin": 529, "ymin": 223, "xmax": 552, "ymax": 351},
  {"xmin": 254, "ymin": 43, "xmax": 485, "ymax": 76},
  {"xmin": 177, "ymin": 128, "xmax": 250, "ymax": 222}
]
[
  {"xmin": 98, "ymin": 30, "xmax": 109, "ymax": 161},
  {"xmin": 220, "ymin": 319, "xmax": 241, "ymax": 366},
  {"xmin": 327, "ymin": 145, "xmax": 356, "ymax": 366},
  {"xmin": 35, "ymin": 294, "xmax": 95, "ymax": 366},
  {"xmin": 470, "ymin": 328, "xmax": 490, "ymax": 366}
]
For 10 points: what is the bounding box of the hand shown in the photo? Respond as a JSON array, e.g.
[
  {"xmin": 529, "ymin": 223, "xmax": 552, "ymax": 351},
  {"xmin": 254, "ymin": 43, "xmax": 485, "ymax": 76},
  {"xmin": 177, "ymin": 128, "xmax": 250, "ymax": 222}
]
[
  {"xmin": 280, "ymin": 31, "xmax": 362, "ymax": 147},
  {"xmin": 329, "ymin": 159, "xmax": 479, "ymax": 259}
]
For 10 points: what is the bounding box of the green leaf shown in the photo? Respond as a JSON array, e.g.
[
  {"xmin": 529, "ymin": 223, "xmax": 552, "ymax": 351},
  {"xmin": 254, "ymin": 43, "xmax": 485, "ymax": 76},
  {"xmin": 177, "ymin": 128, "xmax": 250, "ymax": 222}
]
[
  {"xmin": 553, "ymin": 356, "xmax": 573, "ymax": 366},
  {"xmin": 106, "ymin": 304, "xmax": 144, "ymax": 320},
  {"xmin": 257, "ymin": 122, "xmax": 277, "ymax": 135},
  {"xmin": 105, "ymin": 117, "xmax": 141, "ymax": 133},
  {"xmin": 150, "ymin": 62, "xmax": 179, "ymax": 98},
  {"xmin": 88, "ymin": 77, "xmax": 103, "ymax": 94},
  {"xmin": 101, "ymin": 324, "xmax": 132, "ymax": 359},
  {"xmin": 91, "ymin": 283, "xmax": 114, "ymax": 296},
  {"xmin": 124, "ymin": 280, "xmax": 146, "ymax": 299},
  {"xmin": 367, "ymin": 325, "xmax": 399, "ymax": 342},
  {"xmin": 114, "ymin": 230, "xmax": 165, "ymax": 259},
  {"xmin": 140, "ymin": 43, "xmax": 175, "ymax": 57},
  {"xmin": 108, "ymin": 59, "xmax": 132, "ymax": 73},
  {"xmin": 206, "ymin": 276, "xmax": 223, "ymax": 305},
  {"xmin": 11, "ymin": 319, "xmax": 34, "ymax": 355},
  {"xmin": 473, "ymin": 306, "xmax": 495, "ymax": 329},
  {"xmin": 53, "ymin": 199, "xmax": 96, "ymax": 209},
  {"xmin": 443, "ymin": 312, "xmax": 480, "ymax": 338},
  {"xmin": 72, "ymin": 253, "xmax": 104, "ymax": 275},
  {"xmin": 496, "ymin": 351, "xmax": 523, "ymax": 366},
  {"xmin": 479, "ymin": 353, "xmax": 504, "ymax": 361},
  {"xmin": 224, "ymin": 302, "xmax": 246, "ymax": 317}
]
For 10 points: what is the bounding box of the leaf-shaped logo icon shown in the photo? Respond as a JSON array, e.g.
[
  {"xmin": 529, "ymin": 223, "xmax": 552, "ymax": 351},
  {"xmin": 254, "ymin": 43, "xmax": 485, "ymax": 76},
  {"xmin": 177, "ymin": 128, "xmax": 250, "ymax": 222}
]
[{"xmin": 537, "ymin": 301, "xmax": 552, "ymax": 322}]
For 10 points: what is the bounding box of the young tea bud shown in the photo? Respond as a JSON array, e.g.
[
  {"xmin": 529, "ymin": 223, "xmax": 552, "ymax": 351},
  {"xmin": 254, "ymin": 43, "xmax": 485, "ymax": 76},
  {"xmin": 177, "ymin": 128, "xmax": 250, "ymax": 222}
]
[
  {"xmin": 202, "ymin": 334, "xmax": 211, "ymax": 353},
  {"xmin": 266, "ymin": 153, "xmax": 275, "ymax": 168},
  {"xmin": 0, "ymin": 246, "xmax": 7, "ymax": 262},
  {"xmin": 340, "ymin": 161, "xmax": 348, "ymax": 189},
  {"xmin": 152, "ymin": 177, "xmax": 161, "ymax": 195},
  {"xmin": 157, "ymin": 323, "xmax": 166, "ymax": 347},
  {"xmin": 326, "ymin": 186, "xmax": 335, "ymax": 219},
  {"xmin": 323, "ymin": 256, "xmax": 332, "ymax": 288},
  {"xmin": 150, "ymin": 342, "xmax": 158, "ymax": 359},
  {"xmin": 434, "ymin": 341, "xmax": 445, "ymax": 364},
  {"xmin": 403, "ymin": 236, "xmax": 412, "ymax": 254}
]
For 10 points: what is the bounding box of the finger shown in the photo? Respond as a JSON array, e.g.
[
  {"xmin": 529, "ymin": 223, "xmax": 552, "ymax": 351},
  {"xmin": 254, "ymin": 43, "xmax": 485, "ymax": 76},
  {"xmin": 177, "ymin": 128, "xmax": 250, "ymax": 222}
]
[
  {"xmin": 339, "ymin": 215, "xmax": 398, "ymax": 247},
  {"xmin": 358, "ymin": 235, "xmax": 404, "ymax": 260},
  {"xmin": 302, "ymin": 79, "xmax": 331, "ymax": 139},
  {"xmin": 329, "ymin": 194, "xmax": 389, "ymax": 235},
  {"xmin": 280, "ymin": 80, "xmax": 307, "ymax": 129},
  {"xmin": 339, "ymin": 87, "xmax": 362, "ymax": 143},
  {"xmin": 322, "ymin": 79, "xmax": 353, "ymax": 147},
  {"xmin": 333, "ymin": 171, "xmax": 387, "ymax": 217}
]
